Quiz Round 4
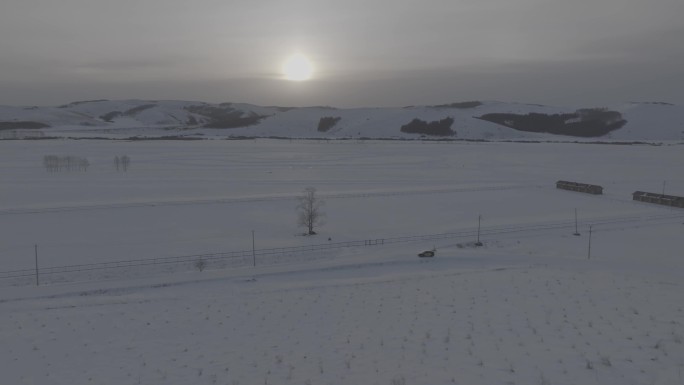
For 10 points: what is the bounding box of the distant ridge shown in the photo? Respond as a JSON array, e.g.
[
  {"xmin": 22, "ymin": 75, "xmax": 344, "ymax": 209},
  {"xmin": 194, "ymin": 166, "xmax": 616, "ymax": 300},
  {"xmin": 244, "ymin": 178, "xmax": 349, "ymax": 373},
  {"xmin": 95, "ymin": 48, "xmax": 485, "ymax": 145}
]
[{"xmin": 0, "ymin": 99, "xmax": 682, "ymax": 142}]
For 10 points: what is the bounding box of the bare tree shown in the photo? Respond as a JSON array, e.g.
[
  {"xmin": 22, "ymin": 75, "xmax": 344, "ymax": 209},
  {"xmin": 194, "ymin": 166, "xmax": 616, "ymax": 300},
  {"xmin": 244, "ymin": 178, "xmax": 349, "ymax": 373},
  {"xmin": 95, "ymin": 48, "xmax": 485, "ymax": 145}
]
[
  {"xmin": 114, "ymin": 155, "xmax": 131, "ymax": 171},
  {"xmin": 43, "ymin": 155, "xmax": 89, "ymax": 172},
  {"xmin": 121, "ymin": 155, "xmax": 130, "ymax": 171},
  {"xmin": 79, "ymin": 158, "xmax": 89, "ymax": 171},
  {"xmin": 297, "ymin": 187, "xmax": 324, "ymax": 235}
]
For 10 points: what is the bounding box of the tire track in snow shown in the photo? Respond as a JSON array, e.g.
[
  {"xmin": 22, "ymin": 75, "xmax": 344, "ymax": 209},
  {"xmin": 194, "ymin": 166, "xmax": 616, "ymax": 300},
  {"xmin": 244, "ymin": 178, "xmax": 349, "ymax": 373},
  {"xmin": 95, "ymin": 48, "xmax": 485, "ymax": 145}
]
[{"xmin": 0, "ymin": 184, "xmax": 537, "ymax": 216}]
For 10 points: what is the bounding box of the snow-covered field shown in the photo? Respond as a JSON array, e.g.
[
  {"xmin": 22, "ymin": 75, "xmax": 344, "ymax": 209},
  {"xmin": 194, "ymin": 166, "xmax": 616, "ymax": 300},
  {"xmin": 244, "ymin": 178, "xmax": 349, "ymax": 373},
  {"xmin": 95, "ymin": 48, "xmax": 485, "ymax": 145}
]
[{"xmin": 1, "ymin": 139, "xmax": 683, "ymax": 384}]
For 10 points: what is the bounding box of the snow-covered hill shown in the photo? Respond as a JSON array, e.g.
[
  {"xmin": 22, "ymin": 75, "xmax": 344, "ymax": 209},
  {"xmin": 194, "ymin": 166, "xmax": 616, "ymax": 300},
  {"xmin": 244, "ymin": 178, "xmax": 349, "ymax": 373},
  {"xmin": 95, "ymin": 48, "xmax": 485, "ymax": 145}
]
[{"xmin": 1, "ymin": 99, "xmax": 683, "ymax": 141}]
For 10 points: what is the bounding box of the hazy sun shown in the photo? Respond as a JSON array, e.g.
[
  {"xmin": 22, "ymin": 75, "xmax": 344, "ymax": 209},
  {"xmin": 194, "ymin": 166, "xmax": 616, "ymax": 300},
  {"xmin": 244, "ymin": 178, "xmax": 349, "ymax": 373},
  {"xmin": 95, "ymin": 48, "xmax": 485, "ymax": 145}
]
[{"xmin": 282, "ymin": 53, "xmax": 314, "ymax": 81}]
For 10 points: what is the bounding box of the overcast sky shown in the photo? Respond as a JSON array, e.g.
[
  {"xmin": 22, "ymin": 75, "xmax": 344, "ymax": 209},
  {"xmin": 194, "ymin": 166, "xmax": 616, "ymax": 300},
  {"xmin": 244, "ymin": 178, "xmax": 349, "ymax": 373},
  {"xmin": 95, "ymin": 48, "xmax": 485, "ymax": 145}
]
[{"xmin": 1, "ymin": 0, "xmax": 682, "ymax": 107}]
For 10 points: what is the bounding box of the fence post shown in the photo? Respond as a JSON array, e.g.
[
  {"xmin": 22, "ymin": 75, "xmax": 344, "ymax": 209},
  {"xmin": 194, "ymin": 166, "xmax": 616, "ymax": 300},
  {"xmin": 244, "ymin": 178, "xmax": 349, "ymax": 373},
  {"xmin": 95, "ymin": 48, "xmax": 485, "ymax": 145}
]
[
  {"xmin": 252, "ymin": 230, "xmax": 256, "ymax": 267},
  {"xmin": 587, "ymin": 225, "xmax": 593, "ymax": 259},
  {"xmin": 34, "ymin": 244, "xmax": 39, "ymax": 286}
]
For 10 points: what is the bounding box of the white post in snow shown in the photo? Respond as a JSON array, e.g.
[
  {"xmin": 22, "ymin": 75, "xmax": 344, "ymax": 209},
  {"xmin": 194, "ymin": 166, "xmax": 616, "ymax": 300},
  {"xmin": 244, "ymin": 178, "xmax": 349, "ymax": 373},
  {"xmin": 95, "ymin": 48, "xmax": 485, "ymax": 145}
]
[{"xmin": 574, "ymin": 208, "xmax": 580, "ymax": 236}]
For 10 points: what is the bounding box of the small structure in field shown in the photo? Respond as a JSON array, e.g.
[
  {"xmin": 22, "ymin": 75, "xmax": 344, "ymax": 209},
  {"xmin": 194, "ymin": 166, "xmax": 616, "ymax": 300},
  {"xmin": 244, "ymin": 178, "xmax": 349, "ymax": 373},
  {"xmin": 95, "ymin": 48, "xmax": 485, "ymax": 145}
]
[
  {"xmin": 632, "ymin": 191, "xmax": 684, "ymax": 208},
  {"xmin": 556, "ymin": 180, "xmax": 603, "ymax": 195}
]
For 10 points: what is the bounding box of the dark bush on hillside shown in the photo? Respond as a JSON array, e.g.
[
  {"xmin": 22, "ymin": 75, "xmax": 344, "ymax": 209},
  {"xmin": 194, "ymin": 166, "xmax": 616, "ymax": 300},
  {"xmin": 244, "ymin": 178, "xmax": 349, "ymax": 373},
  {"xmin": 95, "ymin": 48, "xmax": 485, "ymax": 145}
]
[
  {"xmin": 276, "ymin": 107, "xmax": 297, "ymax": 112},
  {"xmin": 317, "ymin": 116, "xmax": 341, "ymax": 132},
  {"xmin": 100, "ymin": 111, "xmax": 122, "ymax": 122},
  {"xmin": 477, "ymin": 108, "xmax": 626, "ymax": 137},
  {"xmin": 431, "ymin": 101, "xmax": 482, "ymax": 109},
  {"xmin": 58, "ymin": 99, "xmax": 109, "ymax": 108},
  {"xmin": 124, "ymin": 104, "xmax": 157, "ymax": 116},
  {"xmin": 185, "ymin": 105, "xmax": 265, "ymax": 128},
  {"xmin": 400, "ymin": 117, "xmax": 455, "ymax": 137}
]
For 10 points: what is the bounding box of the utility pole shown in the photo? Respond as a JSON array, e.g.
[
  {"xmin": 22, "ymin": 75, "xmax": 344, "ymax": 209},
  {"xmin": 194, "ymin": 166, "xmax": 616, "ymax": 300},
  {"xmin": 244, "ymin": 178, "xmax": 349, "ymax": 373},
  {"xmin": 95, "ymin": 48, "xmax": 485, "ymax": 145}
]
[
  {"xmin": 252, "ymin": 230, "xmax": 256, "ymax": 267},
  {"xmin": 574, "ymin": 208, "xmax": 580, "ymax": 236},
  {"xmin": 662, "ymin": 180, "xmax": 666, "ymax": 196},
  {"xmin": 587, "ymin": 225, "xmax": 593, "ymax": 259},
  {"xmin": 34, "ymin": 244, "xmax": 39, "ymax": 286},
  {"xmin": 475, "ymin": 215, "xmax": 483, "ymax": 246}
]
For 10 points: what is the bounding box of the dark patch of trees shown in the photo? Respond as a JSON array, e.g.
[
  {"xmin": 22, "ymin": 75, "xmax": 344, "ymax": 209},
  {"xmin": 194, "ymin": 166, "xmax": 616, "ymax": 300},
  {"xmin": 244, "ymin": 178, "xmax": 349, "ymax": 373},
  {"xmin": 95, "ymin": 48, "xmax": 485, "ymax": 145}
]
[
  {"xmin": 309, "ymin": 106, "xmax": 338, "ymax": 110},
  {"xmin": 114, "ymin": 155, "xmax": 131, "ymax": 171},
  {"xmin": 400, "ymin": 117, "xmax": 455, "ymax": 137},
  {"xmin": 184, "ymin": 105, "xmax": 265, "ymax": 128},
  {"xmin": 317, "ymin": 116, "xmax": 342, "ymax": 132},
  {"xmin": 124, "ymin": 104, "xmax": 157, "ymax": 116},
  {"xmin": 123, "ymin": 135, "xmax": 205, "ymax": 141},
  {"xmin": 100, "ymin": 111, "xmax": 122, "ymax": 122},
  {"xmin": 431, "ymin": 101, "xmax": 483, "ymax": 109},
  {"xmin": 58, "ymin": 99, "xmax": 109, "ymax": 108},
  {"xmin": 43, "ymin": 155, "xmax": 90, "ymax": 172},
  {"xmin": 477, "ymin": 108, "xmax": 626, "ymax": 137},
  {"xmin": 0, "ymin": 121, "xmax": 50, "ymax": 130},
  {"xmin": 633, "ymin": 101, "xmax": 674, "ymax": 106}
]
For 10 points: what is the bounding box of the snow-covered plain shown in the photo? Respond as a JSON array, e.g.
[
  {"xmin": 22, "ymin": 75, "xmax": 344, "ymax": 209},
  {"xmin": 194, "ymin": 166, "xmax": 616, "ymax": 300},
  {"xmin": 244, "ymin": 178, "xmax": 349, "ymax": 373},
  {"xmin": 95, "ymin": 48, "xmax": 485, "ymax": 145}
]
[{"xmin": 1, "ymin": 139, "xmax": 683, "ymax": 384}]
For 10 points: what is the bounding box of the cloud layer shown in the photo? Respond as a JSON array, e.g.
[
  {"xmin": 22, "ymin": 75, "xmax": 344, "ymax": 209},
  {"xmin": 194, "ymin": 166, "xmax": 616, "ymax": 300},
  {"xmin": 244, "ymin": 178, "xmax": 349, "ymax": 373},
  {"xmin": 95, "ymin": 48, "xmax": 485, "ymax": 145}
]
[{"xmin": 1, "ymin": 0, "xmax": 682, "ymax": 106}]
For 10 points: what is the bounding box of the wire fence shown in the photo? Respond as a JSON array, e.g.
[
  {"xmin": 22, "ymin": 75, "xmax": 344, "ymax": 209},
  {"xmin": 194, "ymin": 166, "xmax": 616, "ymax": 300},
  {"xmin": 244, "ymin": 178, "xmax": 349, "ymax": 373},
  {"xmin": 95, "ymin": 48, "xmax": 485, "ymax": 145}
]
[
  {"xmin": 2, "ymin": 211, "xmax": 683, "ymax": 287},
  {"xmin": 0, "ymin": 238, "xmax": 396, "ymax": 286}
]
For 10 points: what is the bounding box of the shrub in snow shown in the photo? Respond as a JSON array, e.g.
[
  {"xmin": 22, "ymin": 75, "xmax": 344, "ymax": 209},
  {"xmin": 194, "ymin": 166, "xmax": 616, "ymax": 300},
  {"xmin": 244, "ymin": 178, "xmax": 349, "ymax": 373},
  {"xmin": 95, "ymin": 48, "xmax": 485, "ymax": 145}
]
[{"xmin": 194, "ymin": 258, "xmax": 207, "ymax": 272}]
